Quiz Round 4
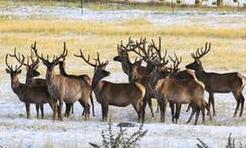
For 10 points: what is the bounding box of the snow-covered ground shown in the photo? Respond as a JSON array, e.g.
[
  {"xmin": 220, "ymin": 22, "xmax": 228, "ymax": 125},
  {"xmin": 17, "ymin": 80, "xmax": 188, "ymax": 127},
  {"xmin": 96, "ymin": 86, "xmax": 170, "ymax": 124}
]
[
  {"xmin": 0, "ymin": 62, "xmax": 246, "ymax": 147},
  {"xmin": 0, "ymin": 5, "xmax": 246, "ymax": 28}
]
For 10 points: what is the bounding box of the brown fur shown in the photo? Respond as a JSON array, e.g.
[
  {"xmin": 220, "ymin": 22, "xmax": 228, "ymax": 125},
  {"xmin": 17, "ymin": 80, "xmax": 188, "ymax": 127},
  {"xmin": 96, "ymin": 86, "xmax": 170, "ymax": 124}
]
[
  {"xmin": 186, "ymin": 42, "xmax": 246, "ymax": 117},
  {"xmin": 58, "ymin": 59, "xmax": 95, "ymax": 117}
]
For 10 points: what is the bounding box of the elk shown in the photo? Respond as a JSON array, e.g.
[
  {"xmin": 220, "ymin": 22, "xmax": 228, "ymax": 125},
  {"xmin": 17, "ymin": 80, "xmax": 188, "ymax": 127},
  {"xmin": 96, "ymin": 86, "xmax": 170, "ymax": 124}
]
[
  {"xmin": 58, "ymin": 50, "xmax": 95, "ymax": 117},
  {"xmin": 113, "ymin": 37, "xmax": 156, "ymax": 117},
  {"xmin": 75, "ymin": 50, "xmax": 146, "ymax": 122},
  {"xmin": 125, "ymin": 37, "xmax": 169, "ymax": 118},
  {"xmin": 5, "ymin": 53, "xmax": 52, "ymax": 119},
  {"xmin": 185, "ymin": 42, "xmax": 246, "ymax": 117},
  {"xmin": 149, "ymin": 63, "xmax": 211, "ymax": 125},
  {"xmin": 166, "ymin": 54, "xmax": 206, "ymax": 123},
  {"xmin": 114, "ymin": 37, "xmax": 150, "ymax": 81},
  {"xmin": 32, "ymin": 42, "xmax": 91, "ymax": 120}
]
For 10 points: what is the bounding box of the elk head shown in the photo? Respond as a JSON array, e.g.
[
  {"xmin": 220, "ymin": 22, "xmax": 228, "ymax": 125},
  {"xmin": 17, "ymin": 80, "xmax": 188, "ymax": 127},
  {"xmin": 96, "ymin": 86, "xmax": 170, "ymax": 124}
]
[
  {"xmin": 5, "ymin": 54, "xmax": 23, "ymax": 82},
  {"xmin": 74, "ymin": 50, "xmax": 110, "ymax": 88},
  {"xmin": 10, "ymin": 47, "xmax": 40, "ymax": 80},
  {"xmin": 113, "ymin": 37, "xmax": 134, "ymax": 62},
  {"xmin": 185, "ymin": 42, "xmax": 211, "ymax": 71},
  {"xmin": 31, "ymin": 41, "xmax": 68, "ymax": 72}
]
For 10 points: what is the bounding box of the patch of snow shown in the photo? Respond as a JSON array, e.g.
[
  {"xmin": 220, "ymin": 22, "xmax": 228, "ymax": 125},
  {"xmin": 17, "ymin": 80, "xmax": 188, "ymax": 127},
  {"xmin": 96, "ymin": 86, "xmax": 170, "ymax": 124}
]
[{"xmin": 0, "ymin": 6, "xmax": 246, "ymax": 28}]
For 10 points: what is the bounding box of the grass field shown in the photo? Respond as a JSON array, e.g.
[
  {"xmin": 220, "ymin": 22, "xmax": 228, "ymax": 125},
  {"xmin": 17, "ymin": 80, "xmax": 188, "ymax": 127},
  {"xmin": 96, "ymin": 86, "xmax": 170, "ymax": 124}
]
[{"xmin": 0, "ymin": 19, "xmax": 246, "ymax": 75}]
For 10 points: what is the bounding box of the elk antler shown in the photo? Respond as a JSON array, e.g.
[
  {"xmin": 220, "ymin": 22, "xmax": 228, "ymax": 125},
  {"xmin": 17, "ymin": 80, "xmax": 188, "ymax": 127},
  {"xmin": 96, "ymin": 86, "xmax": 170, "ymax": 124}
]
[
  {"xmin": 74, "ymin": 49, "xmax": 97, "ymax": 67},
  {"xmin": 148, "ymin": 37, "xmax": 168, "ymax": 66},
  {"xmin": 191, "ymin": 42, "xmax": 211, "ymax": 60},
  {"xmin": 31, "ymin": 41, "xmax": 67, "ymax": 63},
  {"xmin": 5, "ymin": 54, "xmax": 13, "ymax": 71},
  {"xmin": 94, "ymin": 52, "xmax": 109, "ymax": 68},
  {"xmin": 5, "ymin": 54, "xmax": 23, "ymax": 72},
  {"xmin": 168, "ymin": 53, "xmax": 182, "ymax": 72},
  {"xmin": 118, "ymin": 37, "xmax": 135, "ymax": 52},
  {"xmin": 9, "ymin": 48, "xmax": 27, "ymax": 66}
]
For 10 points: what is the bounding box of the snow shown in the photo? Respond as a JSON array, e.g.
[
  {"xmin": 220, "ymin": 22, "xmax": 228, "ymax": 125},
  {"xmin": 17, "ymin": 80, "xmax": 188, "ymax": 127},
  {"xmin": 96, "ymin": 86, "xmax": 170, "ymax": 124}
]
[
  {"xmin": 1, "ymin": 62, "xmax": 246, "ymax": 147},
  {"xmin": 1, "ymin": 5, "xmax": 246, "ymax": 28}
]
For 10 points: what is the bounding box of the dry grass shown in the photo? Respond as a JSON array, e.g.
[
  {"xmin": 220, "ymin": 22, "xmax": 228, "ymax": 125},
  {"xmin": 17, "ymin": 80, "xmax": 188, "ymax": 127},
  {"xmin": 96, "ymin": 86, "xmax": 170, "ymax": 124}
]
[
  {"xmin": 0, "ymin": 20, "xmax": 245, "ymax": 39},
  {"xmin": 0, "ymin": 18, "xmax": 246, "ymax": 78}
]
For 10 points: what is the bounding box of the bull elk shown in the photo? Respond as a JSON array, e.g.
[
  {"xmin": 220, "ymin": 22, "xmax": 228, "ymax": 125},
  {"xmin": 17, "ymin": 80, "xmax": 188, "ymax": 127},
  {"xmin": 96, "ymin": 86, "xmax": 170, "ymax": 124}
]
[
  {"xmin": 185, "ymin": 42, "xmax": 246, "ymax": 117},
  {"xmin": 58, "ymin": 50, "xmax": 95, "ymax": 117},
  {"xmin": 32, "ymin": 42, "xmax": 91, "ymax": 120},
  {"xmin": 5, "ymin": 52, "xmax": 52, "ymax": 119},
  {"xmin": 113, "ymin": 37, "xmax": 156, "ymax": 117},
  {"xmin": 149, "ymin": 62, "xmax": 211, "ymax": 125},
  {"xmin": 75, "ymin": 50, "xmax": 146, "ymax": 122}
]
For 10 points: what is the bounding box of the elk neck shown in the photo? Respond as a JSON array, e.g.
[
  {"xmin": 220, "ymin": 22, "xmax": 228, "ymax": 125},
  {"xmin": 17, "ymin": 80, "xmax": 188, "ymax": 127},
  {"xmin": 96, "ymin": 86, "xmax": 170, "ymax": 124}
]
[
  {"xmin": 11, "ymin": 76, "xmax": 24, "ymax": 94},
  {"xmin": 122, "ymin": 57, "xmax": 132, "ymax": 78},
  {"xmin": 192, "ymin": 64, "xmax": 207, "ymax": 84},
  {"xmin": 59, "ymin": 62, "xmax": 67, "ymax": 76},
  {"xmin": 25, "ymin": 76, "xmax": 32, "ymax": 85},
  {"xmin": 45, "ymin": 68, "xmax": 55, "ymax": 86},
  {"xmin": 91, "ymin": 71, "xmax": 107, "ymax": 95}
]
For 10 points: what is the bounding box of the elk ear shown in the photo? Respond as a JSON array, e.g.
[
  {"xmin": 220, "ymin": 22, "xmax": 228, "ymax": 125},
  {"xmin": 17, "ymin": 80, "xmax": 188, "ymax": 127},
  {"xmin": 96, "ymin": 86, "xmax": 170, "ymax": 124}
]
[{"xmin": 5, "ymin": 68, "xmax": 11, "ymax": 74}]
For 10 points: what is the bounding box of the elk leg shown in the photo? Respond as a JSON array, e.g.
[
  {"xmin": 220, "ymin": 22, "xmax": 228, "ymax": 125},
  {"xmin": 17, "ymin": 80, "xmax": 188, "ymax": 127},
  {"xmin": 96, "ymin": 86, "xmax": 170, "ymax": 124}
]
[
  {"xmin": 85, "ymin": 103, "xmax": 90, "ymax": 121},
  {"xmin": 36, "ymin": 104, "xmax": 40, "ymax": 119},
  {"xmin": 239, "ymin": 93, "xmax": 245, "ymax": 117},
  {"xmin": 71, "ymin": 104, "xmax": 74, "ymax": 115},
  {"xmin": 52, "ymin": 99, "xmax": 57, "ymax": 120},
  {"xmin": 66, "ymin": 103, "xmax": 73, "ymax": 118},
  {"xmin": 58, "ymin": 99, "xmax": 63, "ymax": 121},
  {"xmin": 64, "ymin": 103, "xmax": 69, "ymax": 117},
  {"xmin": 81, "ymin": 108, "xmax": 85, "ymax": 116},
  {"xmin": 175, "ymin": 104, "xmax": 182, "ymax": 123},
  {"xmin": 132, "ymin": 102, "xmax": 142, "ymax": 123},
  {"xmin": 233, "ymin": 91, "xmax": 240, "ymax": 117},
  {"xmin": 142, "ymin": 96, "xmax": 148, "ymax": 121},
  {"xmin": 202, "ymin": 108, "xmax": 205, "ymax": 123},
  {"xmin": 185, "ymin": 104, "xmax": 191, "ymax": 112},
  {"xmin": 205, "ymin": 103, "xmax": 212, "ymax": 120},
  {"xmin": 148, "ymin": 99, "xmax": 155, "ymax": 118},
  {"xmin": 209, "ymin": 93, "xmax": 216, "ymax": 116},
  {"xmin": 101, "ymin": 104, "xmax": 109, "ymax": 122},
  {"xmin": 156, "ymin": 103, "xmax": 160, "ymax": 113},
  {"xmin": 186, "ymin": 109, "xmax": 195, "ymax": 124},
  {"xmin": 79, "ymin": 101, "xmax": 86, "ymax": 118},
  {"xmin": 47, "ymin": 97, "xmax": 54, "ymax": 112},
  {"xmin": 194, "ymin": 109, "xmax": 200, "ymax": 125},
  {"xmin": 169, "ymin": 102, "xmax": 175, "ymax": 123},
  {"xmin": 90, "ymin": 94, "xmax": 95, "ymax": 117},
  {"xmin": 25, "ymin": 103, "xmax": 30, "ymax": 119},
  {"xmin": 40, "ymin": 104, "xmax": 44, "ymax": 119},
  {"xmin": 160, "ymin": 98, "xmax": 167, "ymax": 123},
  {"xmin": 79, "ymin": 101, "xmax": 90, "ymax": 120}
]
